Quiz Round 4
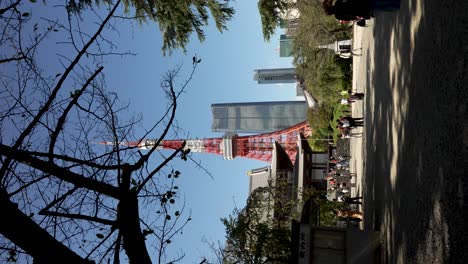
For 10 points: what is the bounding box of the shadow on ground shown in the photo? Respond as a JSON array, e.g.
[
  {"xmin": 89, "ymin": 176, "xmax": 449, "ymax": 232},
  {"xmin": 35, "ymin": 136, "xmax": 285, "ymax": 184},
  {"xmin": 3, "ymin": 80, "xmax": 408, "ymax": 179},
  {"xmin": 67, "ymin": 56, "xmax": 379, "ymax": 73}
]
[{"xmin": 361, "ymin": 0, "xmax": 468, "ymax": 263}]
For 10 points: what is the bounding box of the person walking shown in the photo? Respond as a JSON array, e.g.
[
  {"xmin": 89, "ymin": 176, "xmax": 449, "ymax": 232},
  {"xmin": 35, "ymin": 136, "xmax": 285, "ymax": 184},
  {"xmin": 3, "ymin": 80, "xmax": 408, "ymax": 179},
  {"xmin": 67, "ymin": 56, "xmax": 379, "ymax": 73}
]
[
  {"xmin": 340, "ymin": 116, "xmax": 364, "ymax": 127},
  {"xmin": 339, "ymin": 98, "xmax": 356, "ymax": 105},
  {"xmin": 344, "ymin": 196, "xmax": 363, "ymax": 205},
  {"xmin": 334, "ymin": 209, "xmax": 363, "ymax": 221},
  {"xmin": 350, "ymin": 92, "xmax": 365, "ymax": 99},
  {"xmin": 322, "ymin": 0, "xmax": 372, "ymax": 21},
  {"xmin": 335, "ymin": 171, "xmax": 355, "ymax": 178}
]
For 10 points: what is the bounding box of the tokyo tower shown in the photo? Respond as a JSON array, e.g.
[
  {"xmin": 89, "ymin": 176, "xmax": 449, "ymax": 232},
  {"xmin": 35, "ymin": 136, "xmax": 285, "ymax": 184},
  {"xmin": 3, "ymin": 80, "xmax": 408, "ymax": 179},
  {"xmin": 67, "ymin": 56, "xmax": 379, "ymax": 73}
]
[{"xmin": 109, "ymin": 121, "xmax": 311, "ymax": 163}]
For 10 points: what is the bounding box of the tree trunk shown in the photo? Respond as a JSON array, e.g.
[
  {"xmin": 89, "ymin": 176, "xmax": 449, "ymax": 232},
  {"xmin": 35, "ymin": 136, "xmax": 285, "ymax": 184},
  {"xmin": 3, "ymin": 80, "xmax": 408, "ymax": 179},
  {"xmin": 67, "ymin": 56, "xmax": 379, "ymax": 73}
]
[
  {"xmin": 118, "ymin": 191, "xmax": 152, "ymax": 264},
  {"xmin": 0, "ymin": 190, "xmax": 94, "ymax": 264}
]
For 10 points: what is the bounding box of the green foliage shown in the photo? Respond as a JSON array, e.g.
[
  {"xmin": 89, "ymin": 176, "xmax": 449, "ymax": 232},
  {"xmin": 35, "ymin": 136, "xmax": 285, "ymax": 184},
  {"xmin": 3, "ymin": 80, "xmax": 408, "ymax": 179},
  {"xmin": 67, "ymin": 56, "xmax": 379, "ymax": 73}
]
[
  {"xmin": 222, "ymin": 211, "xmax": 291, "ymax": 264},
  {"xmin": 307, "ymin": 105, "xmax": 332, "ymax": 130},
  {"xmin": 291, "ymin": 0, "xmax": 353, "ymax": 145},
  {"xmin": 308, "ymin": 133, "xmax": 331, "ymax": 152},
  {"xmin": 301, "ymin": 56, "xmax": 352, "ymax": 146},
  {"xmin": 257, "ymin": 0, "xmax": 290, "ymax": 41},
  {"xmin": 221, "ymin": 182, "xmax": 313, "ymax": 263},
  {"xmin": 221, "ymin": 183, "xmax": 344, "ymax": 262},
  {"xmin": 292, "ymin": 0, "xmax": 352, "ymax": 104},
  {"xmin": 334, "ymin": 57, "xmax": 352, "ymax": 90},
  {"xmin": 301, "ymin": 55, "xmax": 350, "ymax": 105},
  {"xmin": 67, "ymin": 0, "xmax": 235, "ymax": 55},
  {"xmin": 314, "ymin": 198, "xmax": 345, "ymax": 227},
  {"xmin": 292, "ymin": 0, "xmax": 349, "ymax": 57},
  {"xmin": 67, "ymin": 0, "xmax": 91, "ymax": 11}
]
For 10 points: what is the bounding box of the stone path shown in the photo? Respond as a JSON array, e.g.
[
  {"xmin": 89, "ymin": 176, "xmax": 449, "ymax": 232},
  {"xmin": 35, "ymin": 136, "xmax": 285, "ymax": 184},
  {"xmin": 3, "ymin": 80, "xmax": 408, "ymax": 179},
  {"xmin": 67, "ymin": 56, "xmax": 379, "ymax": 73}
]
[{"xmin": 349, "ymin": 1, "xmax": 468, "ymax": 263}]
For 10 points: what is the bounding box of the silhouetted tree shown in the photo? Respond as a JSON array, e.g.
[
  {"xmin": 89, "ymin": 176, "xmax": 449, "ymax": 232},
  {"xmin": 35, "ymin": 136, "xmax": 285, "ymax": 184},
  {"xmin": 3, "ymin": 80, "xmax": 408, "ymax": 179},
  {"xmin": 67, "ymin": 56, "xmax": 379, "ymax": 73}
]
[{"xmin": 0, "ymin": 1, "xmax": 202, "ymax": 263}]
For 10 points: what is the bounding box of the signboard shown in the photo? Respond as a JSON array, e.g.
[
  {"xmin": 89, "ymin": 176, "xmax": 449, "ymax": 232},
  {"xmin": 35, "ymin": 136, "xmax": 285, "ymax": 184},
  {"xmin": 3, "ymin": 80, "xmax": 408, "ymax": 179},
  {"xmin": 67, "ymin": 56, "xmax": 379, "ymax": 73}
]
[{"xmin": 298, "ymin": 224, "xmax": 310, "ymax": 264}]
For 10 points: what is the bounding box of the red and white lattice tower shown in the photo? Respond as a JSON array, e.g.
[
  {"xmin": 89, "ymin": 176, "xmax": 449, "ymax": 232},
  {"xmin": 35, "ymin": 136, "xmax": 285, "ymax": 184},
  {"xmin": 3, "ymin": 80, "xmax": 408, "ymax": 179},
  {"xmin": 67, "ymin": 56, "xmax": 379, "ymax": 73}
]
[{"xmin": 108, "ymin": 121, "xmax": 311, "ymax": 163}]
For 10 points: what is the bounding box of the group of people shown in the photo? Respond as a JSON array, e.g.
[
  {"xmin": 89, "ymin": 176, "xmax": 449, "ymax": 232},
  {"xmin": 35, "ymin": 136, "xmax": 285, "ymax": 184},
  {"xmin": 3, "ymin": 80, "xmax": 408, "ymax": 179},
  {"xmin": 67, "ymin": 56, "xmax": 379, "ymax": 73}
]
[
  {"xmin": 330, "ymin": 89, "xmax": 368, "ymax": 223},
  {"xmin": 336, "ymin": 92, "xmax": 365, "ymax": 138},
  {"xmin": 325, "ymin": 156, "xmax": 364, "ymax": 222},
  {"xmin": 327, "ymin": 156, "xmax": 353, "ymax": 194}
]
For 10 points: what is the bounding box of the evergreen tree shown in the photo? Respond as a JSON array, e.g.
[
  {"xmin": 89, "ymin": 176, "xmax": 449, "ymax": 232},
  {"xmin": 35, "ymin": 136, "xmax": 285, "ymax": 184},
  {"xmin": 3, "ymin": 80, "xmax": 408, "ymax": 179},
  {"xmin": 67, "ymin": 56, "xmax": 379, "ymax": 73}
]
[
  {"xmin": 68, "ymin": 0, "xmax": 235, "ymax": 54},
  {"xmin": 257, "ymin": 0, "xmax": 290, "ymax": 41}
]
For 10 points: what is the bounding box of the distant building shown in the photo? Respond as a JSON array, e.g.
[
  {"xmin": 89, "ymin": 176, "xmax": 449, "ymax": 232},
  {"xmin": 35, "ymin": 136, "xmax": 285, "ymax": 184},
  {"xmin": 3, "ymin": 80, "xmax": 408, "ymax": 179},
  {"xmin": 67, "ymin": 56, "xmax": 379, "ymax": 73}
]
[
  {"xmin": 279, "ymin": 18, "xmax": 299, "ymax": 37},
  {"xmin": 246, "ymin": 134, "xmax": 328, "ymax": 221},
  {"xmin": 211, "ymin": 101, "xmax": 308, "ymax": 133},
  {"xmin": 253, "ymin": 68, "xmax": 296, "ymax": 84},
  {"xmin": 247, "ymin": 134, "xmax": 328, "ymax": 197},
  {"xmin": 296, "ymin": 83, "xmax": 305, "ymax": 96},
  {"xmin": 247, "ymin": 166, "xmax": 272, "ymax": 195},
  {"xmin": 278, "ymin": 0, "xmax": 299, "ymax": 57},
  {"xmin": 280, "ymin": 34, "xmax": 294, "ymax": 57}
]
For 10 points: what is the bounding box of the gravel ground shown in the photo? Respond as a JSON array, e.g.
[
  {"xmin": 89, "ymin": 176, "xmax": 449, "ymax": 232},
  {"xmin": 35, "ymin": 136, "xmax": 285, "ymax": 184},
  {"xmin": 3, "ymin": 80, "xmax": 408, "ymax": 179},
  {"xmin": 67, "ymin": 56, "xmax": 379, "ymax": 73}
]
[{"xmin": 351, "ymin": 0, "xmax": 468, "ymax": 263}]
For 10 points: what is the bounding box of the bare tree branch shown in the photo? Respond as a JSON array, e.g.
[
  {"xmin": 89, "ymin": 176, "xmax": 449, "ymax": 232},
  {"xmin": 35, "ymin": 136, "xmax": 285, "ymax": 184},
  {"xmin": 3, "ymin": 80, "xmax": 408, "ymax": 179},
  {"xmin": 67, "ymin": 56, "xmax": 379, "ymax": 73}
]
[
  {"xmin": 0, "ymin": 144, "xmax": 120, "ymax": 198},
  {"xmin": 0, "ymin": 0, "xmax": 122, "ymax": 181},
  {"xmin": 0, "ymin": 0, "xmax": 20, "ymax": 15},
  {"xmin": 48, "ymin": 66, "xmax": 104, "ymax": 158},
  {"xmin": 136, "ymin": 143, "xmax": 185, "ymax": 195},
  {"xmin": 0, "ymin": 55, "xmax": 26, "ymax": 64},
  {"xmin": 39, "ymin": 211, "xmax": 115, "ymax": 226}
]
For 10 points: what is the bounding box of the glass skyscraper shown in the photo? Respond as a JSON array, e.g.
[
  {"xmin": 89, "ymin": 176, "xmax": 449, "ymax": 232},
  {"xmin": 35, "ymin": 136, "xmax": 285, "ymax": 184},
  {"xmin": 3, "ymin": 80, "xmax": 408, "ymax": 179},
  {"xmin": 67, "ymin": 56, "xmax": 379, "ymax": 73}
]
[
  {"xmin": 253, "ymin": 68, "xmax": 296, "ymax": 84},
  {"xmin": 279, "ymin": 34, "xmax": 293, "ymax": 57},
  {"xmin": 211, "ymin": 101, "xmax": 308, "ymax": 133}
]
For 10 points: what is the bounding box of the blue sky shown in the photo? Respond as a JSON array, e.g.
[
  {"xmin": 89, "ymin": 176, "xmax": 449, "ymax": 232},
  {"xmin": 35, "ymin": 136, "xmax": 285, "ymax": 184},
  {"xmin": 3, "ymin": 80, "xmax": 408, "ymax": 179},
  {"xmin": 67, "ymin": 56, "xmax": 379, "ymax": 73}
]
[
  {"xmin": 12, "ymin": 0, "xmax": 299, "ymax": 262},
  {"xmin": 101, "ymin": 2, "xmax": 300, "ymax": 262}
]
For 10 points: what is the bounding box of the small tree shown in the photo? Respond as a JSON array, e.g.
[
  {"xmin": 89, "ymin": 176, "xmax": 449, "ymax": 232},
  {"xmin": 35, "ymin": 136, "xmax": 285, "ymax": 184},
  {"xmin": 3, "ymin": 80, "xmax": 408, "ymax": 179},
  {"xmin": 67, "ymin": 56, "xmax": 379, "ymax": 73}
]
[
  {"xmin": 221, "ymin": 187, "xmax": 292, "ymax": 264},
  {"xmin": 218, "ymin": 177, "xmax": 316, "ymax": 264}
]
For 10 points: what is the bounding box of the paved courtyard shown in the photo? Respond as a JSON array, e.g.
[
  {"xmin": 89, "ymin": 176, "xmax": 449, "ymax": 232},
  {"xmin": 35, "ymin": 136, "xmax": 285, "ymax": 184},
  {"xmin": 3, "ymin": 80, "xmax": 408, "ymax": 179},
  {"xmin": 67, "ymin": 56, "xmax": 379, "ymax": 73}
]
[{"xmin": 349, "ymin": 1, "xmax": 468, "ymax": 263}]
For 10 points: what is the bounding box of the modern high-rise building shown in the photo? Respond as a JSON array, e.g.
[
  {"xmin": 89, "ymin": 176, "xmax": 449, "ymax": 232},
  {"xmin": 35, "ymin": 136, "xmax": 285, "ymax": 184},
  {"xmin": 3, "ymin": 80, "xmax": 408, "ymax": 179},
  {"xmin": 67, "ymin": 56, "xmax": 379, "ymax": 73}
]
[
  {"xmin": 211, "ymin": 101, "xmax": 308, "ymax": 133},
  {"xmin": 253, "ymin": 68, "xmax": 296, "ymax": 84},
  {"xmin": 279, "ymin": 34, "xmax": 293, "ymax": 57}
]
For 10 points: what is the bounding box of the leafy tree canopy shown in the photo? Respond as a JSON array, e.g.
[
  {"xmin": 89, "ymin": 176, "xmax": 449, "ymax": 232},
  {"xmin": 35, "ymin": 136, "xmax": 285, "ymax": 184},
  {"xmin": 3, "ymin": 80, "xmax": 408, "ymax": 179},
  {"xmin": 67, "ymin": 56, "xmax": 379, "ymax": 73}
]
[
  {"xmin": 307, "ymin": 105, "xmax": 333, "ymax": 131},
  {"xmin": 220, "ymin": 176, "xmax": 320, "ymax": 264},
  {"xmin": 221, "ymin": 187, "xmax": 292, "ymax": 264},
  {"xmin": 68, "ymin": 0, "xmax": 235, "ymax": 54},
  {"xmin": 292, "ymin": 0, "xmax": 352, "ymax": 86},
  {"xmin": 257, "ymin": 0, "xmax": 290, "ymax": 41}
]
